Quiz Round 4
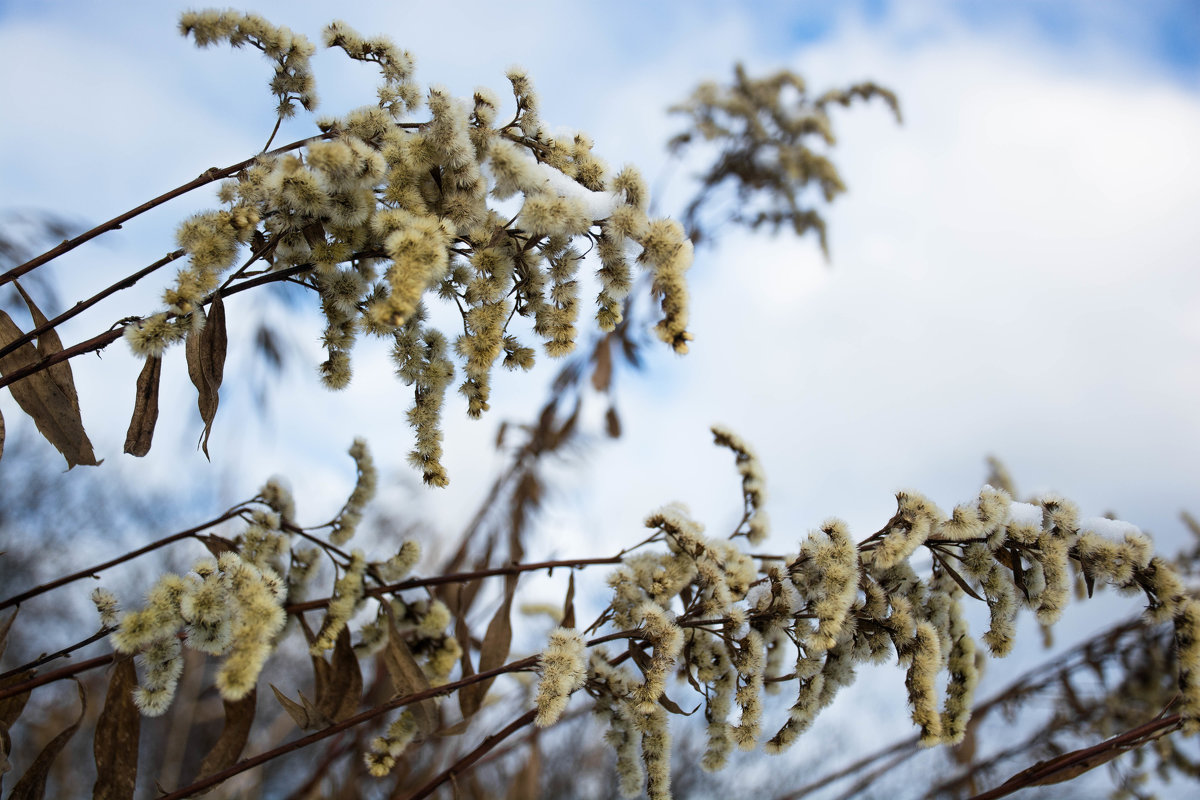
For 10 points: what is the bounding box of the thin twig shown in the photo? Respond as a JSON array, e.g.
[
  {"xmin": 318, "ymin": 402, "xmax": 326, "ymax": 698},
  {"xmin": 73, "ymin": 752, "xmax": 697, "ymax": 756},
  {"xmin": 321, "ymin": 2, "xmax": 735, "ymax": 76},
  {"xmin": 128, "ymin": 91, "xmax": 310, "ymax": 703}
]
[
  {"xmin": 966, "ymin": 712, "xmax": 1183, "ymax": 800},
  {"xmin": 0, "ymin": 135, "xmax": 325, "ymax": 287},
  {"xmin": 0, "ymin": 626, "xmax": 113, "ymax": 681},
  {"xmin": 286, "ymin": 555, "xmax": 624, "ymax": 614},
  {"xmin": 0, "ymin": 249, "xmax": 185, "ymax": 361},
  {"xmin": 403, "ymin": 708, "xmax": 538, "ymax": 800},
  {"xmin": 0, "ymin": 654, "xmax": 114, "ymax": 701},
  {"xmin": 0, "ymin": 508, "xmax": 245, "ymax": 610}
]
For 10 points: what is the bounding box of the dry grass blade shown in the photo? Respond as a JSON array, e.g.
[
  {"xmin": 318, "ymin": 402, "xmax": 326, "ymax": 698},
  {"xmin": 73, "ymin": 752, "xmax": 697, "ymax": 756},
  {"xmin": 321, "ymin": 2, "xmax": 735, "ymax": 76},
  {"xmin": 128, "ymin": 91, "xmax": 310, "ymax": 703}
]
[
  {"xmin": 459, "ymin": 574, "xmax": 516, "ymax": 720},
  {"xmin": 185, "ymin": 294, "xmax": 227, "ymax": 459},
  {"xmin": 8, "ymin": 679, "xmax": 86, "ymax": 800},
  {"xmin": 0, "ymin": 309, "xmax": 99, "ymax": 468},
  {"xmin": 123, "ymin": 355, "xmax": 162, "ymax": 456},
  {"xmin": 92, "ymin": 658, "xmax": 140, "ymax": 800},
  {"xmin": 191, "ymin": 689, "xmax": 257, "ymax": 795}
]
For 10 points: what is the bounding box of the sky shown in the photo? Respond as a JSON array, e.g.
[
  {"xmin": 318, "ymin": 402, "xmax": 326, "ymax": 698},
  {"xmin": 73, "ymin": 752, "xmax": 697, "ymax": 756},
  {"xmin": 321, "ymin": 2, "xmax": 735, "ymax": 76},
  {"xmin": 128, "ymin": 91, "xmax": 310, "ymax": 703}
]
[{"xmin": 1, "ymin": 0, "xmax": 1199, "ymax": 792}]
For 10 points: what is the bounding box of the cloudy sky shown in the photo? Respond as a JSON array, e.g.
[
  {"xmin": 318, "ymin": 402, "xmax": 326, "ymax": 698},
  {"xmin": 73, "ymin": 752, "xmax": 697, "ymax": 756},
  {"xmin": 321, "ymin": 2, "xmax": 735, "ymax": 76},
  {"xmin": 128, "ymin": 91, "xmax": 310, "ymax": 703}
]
[{"xmin": 1, "ymin": 0, "xmax": 1198, "ymax": 786}]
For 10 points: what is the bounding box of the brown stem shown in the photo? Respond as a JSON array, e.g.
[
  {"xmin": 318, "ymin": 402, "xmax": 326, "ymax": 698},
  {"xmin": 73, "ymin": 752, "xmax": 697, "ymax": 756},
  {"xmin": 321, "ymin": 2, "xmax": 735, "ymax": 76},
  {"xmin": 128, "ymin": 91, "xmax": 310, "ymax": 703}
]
[
  {"xmin": 156, "ymin": 654, "xmax": 541, "ymax": 800},
  {"xmin": 0, "ymin": 508, "xmax": 244, "ymax": 611},
  {"xmin": 286, "ymin": 556, "xmax": 623, "ymax": 614},
  {"xmin": 0, "ymin": 626, "xmax": 113, "ymax": 681},
  {"xmin": 0, "ymin": 135, "xmax": 325, "ymax": 287},
  {"xmin": 966, "ymin": 712, "xmax": 1182, "ymax": 800},
  {"xmin": 0, "ymin": 654, "xmax": 114, "ymax": 701},
  {"xmin": 402, "ymin": 708, "xmax": 538, "ymax": 800},
  {"xmin": 0, "ymin": 249, "xmax": 185, "ymax": 362}
]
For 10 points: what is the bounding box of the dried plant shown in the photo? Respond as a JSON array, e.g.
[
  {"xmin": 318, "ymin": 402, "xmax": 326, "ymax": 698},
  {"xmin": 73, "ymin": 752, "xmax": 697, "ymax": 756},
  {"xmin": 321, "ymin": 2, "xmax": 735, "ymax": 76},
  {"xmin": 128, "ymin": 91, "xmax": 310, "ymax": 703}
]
[{"xmin": 0, "ymin": 10, "xmax": 1194, "ymax": 800}]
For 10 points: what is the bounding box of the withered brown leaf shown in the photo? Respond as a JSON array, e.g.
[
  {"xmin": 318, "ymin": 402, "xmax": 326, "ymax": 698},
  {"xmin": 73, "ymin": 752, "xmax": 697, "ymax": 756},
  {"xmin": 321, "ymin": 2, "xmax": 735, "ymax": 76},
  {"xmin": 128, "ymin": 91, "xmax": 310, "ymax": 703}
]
[
  {"xmin": 123, "ymin": 355, "xmax": 162, "ymax": 457},
  {"xmin": 0, "ymin": 309, "xmax": 99, "ymax": 468},
  {"xmin": 92, "ymin": 658, "xmax": 140, "ymax": 800},
  {"xmin": 185, "ymin": 295, "xmax": 227, "ymax": 460},
  {"xmin": 192, "ymin": 688, "xmax": 256, "ymax": 795},
  {"xmin": 8, "ymin": 679, "xmax": 86, "ymax": 800},
  {"xmin": 458, "ymin": 574, "xmax": 516, "ymax": 720}
]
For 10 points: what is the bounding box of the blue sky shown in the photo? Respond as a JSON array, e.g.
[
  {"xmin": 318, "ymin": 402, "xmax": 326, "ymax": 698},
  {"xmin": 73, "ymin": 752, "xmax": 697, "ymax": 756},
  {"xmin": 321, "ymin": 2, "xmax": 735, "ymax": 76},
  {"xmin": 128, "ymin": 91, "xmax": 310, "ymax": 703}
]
[{"xmin": 2, "ymin": 0, "xmax": 1199, "ymax": 787}]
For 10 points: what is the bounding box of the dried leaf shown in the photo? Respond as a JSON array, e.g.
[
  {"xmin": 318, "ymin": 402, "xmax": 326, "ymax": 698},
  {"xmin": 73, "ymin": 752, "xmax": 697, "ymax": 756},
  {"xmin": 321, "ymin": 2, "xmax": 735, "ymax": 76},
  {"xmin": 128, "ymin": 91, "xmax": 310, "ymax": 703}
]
[
  {"xmin": 198, "ymin": 534, "xmax": 238, "ymax": 559},
  {"xmin": 1009, "ymin": 547, "xmax": 1030, "ymax": 601},
  {"xmin": 658, "ymin": 692, "xmax": 699, "ymax": 716},
  {"xmin": 8, "ymin": 679, "xmax": 86, "ymax": 800},
  {"xmin": 122, "ymin": 355, "xmax": 162, "ymax": 457},
  {"xmin": 561, "ymin": 572, "xmax": 576, "ymax": 631},
  {"xmin": 383, "ymin": 617, "xmax": 437, "ymax": 735},
  {"xmin": 459, "ymin": 575, "xmax": 516, "ymax": 720},
  {"xmin": 0, "ymin": 670, "xmax": 33, "ymax": 730},
  {"xmin": 0, "ymin": 310, "xmax": 99, "ymax": 468},
  {"xmin": 0, "ymin": 609, "xmax": 16, "ymax": 663},
  {"xmin": 590, "ymin": 336, "xmax": 612, "ymax": 392},
  {"xmin": 504, "ymin": 745, "xmax": 541, "ymax": 800},
  {"xmin": 604, "ymin": 405, "xmax": 621, "ymax": 438},
  {"xmin": 0, "ymin": 405, "xmax": 5, "ymax": 462},
  {"xmin": 270, "ymin": 685, "xmax": 328, "ymax": 731},
  {"xmin": 316, "ymin": 628, "xmax": 362, "ymax": 723},
  {"xmin": 185, "ymin": 295, "xmax": 227, "ymax": 460},
  {"xmin": 92, "ymin": 658, "xmax": 140, "ymax": 800},
  {"xmin": 192, "ymin": 688, "xmax": 256, "ymax": 794},
  {"xmin": 933, "ymin": 551, "xmax": 986, "ymax": 602},
  {"xmin": 1, "ymin": 722, "xmax": 11, "ymax": 792}
]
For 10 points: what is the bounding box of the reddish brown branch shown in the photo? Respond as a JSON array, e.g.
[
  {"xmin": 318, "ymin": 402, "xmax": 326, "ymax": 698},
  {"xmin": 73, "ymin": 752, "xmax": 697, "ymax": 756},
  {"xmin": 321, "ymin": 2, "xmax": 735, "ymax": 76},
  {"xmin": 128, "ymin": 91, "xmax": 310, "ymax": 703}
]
[
  {"xmin": 0, "ymin": 135, "xmax": 325, "ymax": 287},
  {"xmin": 403, "ymin": 708, "xmax": 538, "ymax": 800},
  {"xmin": 286, "ymin": 555, "xmax": 623, "ymax": 614},
  {"xmin": 0, "ymin": 654, "xmax": 114, "ymax": 701},
  {"xmin": 155, "ymin": 655, "xmax": 541, "ymax": 800},
  {"xmin": 0, "ymin": 508, "xmax": 245, "ymax": 611},
  {"xmin": 0, "ymin": 249, "xmax": 185, "ymax": 361},
  {"xmin": 966, "ymin": 712, "xmax": 1183, "ymax": 800}
]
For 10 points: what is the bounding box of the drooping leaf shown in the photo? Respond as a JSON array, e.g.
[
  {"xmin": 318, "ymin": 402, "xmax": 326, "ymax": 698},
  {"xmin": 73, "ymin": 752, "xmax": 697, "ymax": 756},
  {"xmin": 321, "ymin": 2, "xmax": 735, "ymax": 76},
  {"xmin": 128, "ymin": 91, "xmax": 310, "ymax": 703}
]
[
  {"xmin": 383, "ymin": 616, "xmax": 437, "ymax": 734},
  {"xmin": 270, "ymin": 685, "xmax": 328, "ymax": 731},
  {"xmin": 92, "ymin": 657, "xmax": 140, "ymax": 800},
  {"xmin": 658, "ymin": 692, "xmax": 699, "ymax": 717},
  {"xmin": 561, "ymin": 572, "xmax": 576, "ymax": 630},
  {"xmin": 932, "ymin": 550, "xmax": 986, "ymax": 602},
  {"xmin": 458, "ymin": 574, "xmax": 516, "ymax": 720},
  {"xmin": 192, "ymin": 688, "xmax": 256, "ymax": 794},
  {"xmin": 122, "ymin": 355, "xmax": 162, "ymax": 457},
  {"xmin": 604, "ymin": 405, "xmax": 621, "ymax": 438},
  {"xmin": 185, "ymin": 295, "xmax": 227, "ymax": 460},
  {"xmin": 1, "ymin": 722, "xmax": 12, "ymax": 793},
  {"xmin": 0, "ymin": 405, "xmax": 5, "ymax": 462},
  {"xmin": 8, "ymin": 679, "xmax": 86, "ymax": 800},
  {"xmin": 0, "ymin": 609, "xmax": 16, "ymax": 662},
  {"xmin": 316, "ymin": 628, "xmax": 362, "ymax": 723},
  {"xmin": 0, "ymin": 310, "xmax": 99, "ymax": 468},
  {"xmin": 590, "ymin": 336, "xmax": 612, "ymax": 392},
  {"xmin": 0, "ymin": 670, "xmax": 34, "ymax": 730}
]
